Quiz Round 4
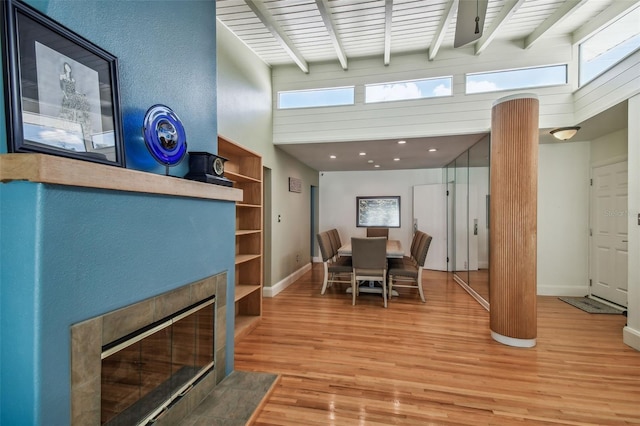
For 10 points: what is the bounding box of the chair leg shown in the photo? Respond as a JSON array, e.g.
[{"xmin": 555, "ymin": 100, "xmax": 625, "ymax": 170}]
[
  {"xmin": 382, "ymin": 275, "xmax": 387, "ymax": 308},
  {"xmin": 417, "ymin": 282, "xmax": 425, "ymax": 302},
  {"xmin": 321, "ymin": 263, "xmax": 329, "ymax": 294},
  {"xmin": 351, "ymin": 274, "xmax": 357, "ymax": 305},
  {"xmin": 417, "ymin": 270, "xmax": 426, "ymax": 303},
  {"xmin": 388, "ymin": 275, "xmax": 393, "ymax": 303}
]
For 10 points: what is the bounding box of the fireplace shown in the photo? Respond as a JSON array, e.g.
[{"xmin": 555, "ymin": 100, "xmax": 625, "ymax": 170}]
[
  {"xmin": 101, "ymin": 296, "xmax": 215, "ymax": 424},
  {"xmin": 71, "ymin": 273, "xmax": 227, "ymax": 426}
]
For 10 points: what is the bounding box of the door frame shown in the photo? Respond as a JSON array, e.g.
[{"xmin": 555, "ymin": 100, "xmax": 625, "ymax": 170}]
[{"xmin": 589, "ymin": 156, "xmax": 628, "ymax": 308}]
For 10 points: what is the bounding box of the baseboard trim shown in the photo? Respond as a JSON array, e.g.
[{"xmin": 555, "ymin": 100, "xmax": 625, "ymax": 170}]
[
  {"xmin": 263, "ymin": 263, "xmax": 312, "ymax": 298},
  {"xmin": 623, "ymin": 326, "xmax": 640, "ymax": 351},
  {"xmin": 491, "ymin": 331, "xmax": 536, "ymax": 348},
  {"xmin": 536, "ymin": 286, "xmax": 589, "ymax": 296}
]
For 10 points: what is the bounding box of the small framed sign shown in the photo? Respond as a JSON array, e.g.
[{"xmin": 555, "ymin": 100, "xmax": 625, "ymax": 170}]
[{"xmin": 288, "ymin": 177, "xmax": 302, "ymax": 193}]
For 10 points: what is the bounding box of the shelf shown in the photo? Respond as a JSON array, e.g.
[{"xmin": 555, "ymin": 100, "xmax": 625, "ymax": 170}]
[
  {"xmin": 219, "ymin": 135, "xmax": 263, "ymax": 343},
  {"xmin": 234, "ymin": 315, "xmax": 261, "ymax": 341},
  {"xmin": 236, "ymin": 230, "xmax": 261, "ymax": 236},
  {"xmin": 235, "ymin": 284, "xmax": 261, "ymax": 302},
  {"xmin": 235, "ymin": 254, "xmax": 261, "ymax": 265},
  {"xmin": 225, "ymin": 170, "xmax": 261, "ymax": 184},
  {"xmin": 0, "ymin": 154, "xmax": 243, "ymax": 202}
]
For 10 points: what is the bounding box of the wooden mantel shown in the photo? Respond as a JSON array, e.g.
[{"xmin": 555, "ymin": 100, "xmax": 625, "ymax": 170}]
[{"xmin": 0, "ymin": 153, "xmax": 243, "ymax": 202}]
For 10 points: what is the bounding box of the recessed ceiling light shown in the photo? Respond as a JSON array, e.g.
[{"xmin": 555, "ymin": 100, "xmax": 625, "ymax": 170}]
[
  {"xmin": 374, "ymin": 164, "xmax": 380, "ymax": 168},
  {"xmin": 393, "ymin": 158, "xmax": 400, "ymax": 161},
  {"xmin": 367, "ymin": 160, "xmax": 374, "ymax": 163},
  {"xmin": 397, "ymin": 140, "xmax": 406, "ymax": 144},
  {"xmin": 330, "ymin": 155, "xmax": 336, "ymax": 159},
  {"xmin": 359, "ymin": 152, "xmax": 366, "ymax": 156},
  {"xmin": 428, "ymin": 148, "xmax": 437, "ymax": 152}
]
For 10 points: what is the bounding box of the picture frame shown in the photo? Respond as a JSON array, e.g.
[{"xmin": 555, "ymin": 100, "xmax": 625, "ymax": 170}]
[
  {"xmin": 356, "ymin": 196, "xmax": 401, "ymax": 228},
  {"xmin": 288, "ymin": 177, "xmax": 302, "ymax": 193},
  {"xmin": 1, "ymin": 0, "xmax": 125, "ymax": 167}
]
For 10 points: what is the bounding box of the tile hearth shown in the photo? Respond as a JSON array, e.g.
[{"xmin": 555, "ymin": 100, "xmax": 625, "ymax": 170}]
[{"xmin": 179, "ymin": 370, "xmax": 280, "ymax": 425}]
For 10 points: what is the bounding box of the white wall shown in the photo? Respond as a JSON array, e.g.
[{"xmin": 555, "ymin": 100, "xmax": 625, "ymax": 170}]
[
  {"xmin": 272, "ymin": 37, "xmax": 576, "ymax": 145},
  {"xmin": 217, "ymin": 23, "xmax": 319, "ymax": 288},
  {"xmin": 537, "ymin": 141, "xmax": 591, "ymax": 295},
  {"xmin": 591, "ymin": 128, "xmax": 628, "ymax": 164},
  {"xmin": 624, "ymin": 94, "xmax": 640, "ymax": 351},
  {"xmin": 319, "ymin": 169, "xmax": 443, "ymax": 255}
]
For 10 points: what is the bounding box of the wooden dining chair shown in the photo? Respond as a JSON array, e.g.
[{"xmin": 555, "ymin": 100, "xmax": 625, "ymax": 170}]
[
  {"xmin": 317, "ymin": 231, "xmax": 352, "ymax": 295},
  {"xmin": 366, "ymin": 227, "xmax": 389, "ymax": 239},
  {"xmin": 388, "ymin": 231, "xmax": 432, "ymax": 303},
  {"xmin": 351, "ymin": 237, "xmax": 388, "ymax": 307}
]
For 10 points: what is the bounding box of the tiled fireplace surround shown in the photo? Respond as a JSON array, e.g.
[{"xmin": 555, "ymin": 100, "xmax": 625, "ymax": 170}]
[{"xmin": 71, "ymin": 272, "xmax": 228, "ymax": 425}]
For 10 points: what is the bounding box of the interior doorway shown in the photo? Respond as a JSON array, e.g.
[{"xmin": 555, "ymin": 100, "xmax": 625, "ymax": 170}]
[{"xmin": 590, "ymin": 160, "xmax": 628, "ymax": 307}]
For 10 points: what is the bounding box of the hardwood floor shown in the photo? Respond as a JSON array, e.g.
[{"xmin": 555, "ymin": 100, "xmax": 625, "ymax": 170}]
[{"xmin": 235, "ymin": 264, "xmax": 640, "ymax": 425}]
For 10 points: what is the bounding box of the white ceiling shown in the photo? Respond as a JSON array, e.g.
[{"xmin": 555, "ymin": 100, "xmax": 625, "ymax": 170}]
[{"xmin": 217, "ymin": 0, "xmax": 636, "ymax": 171}]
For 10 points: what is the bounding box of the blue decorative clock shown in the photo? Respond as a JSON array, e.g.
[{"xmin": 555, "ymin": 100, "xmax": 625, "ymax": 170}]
[{"xmin": 142, "ymin": 104, "xmax": 187, "ymax": 174}]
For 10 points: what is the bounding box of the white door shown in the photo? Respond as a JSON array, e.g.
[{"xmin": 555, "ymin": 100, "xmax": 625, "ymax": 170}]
[
  {"xmin": 413, "ymin": 184, "xmax": 447, "ymax": 270},
  {"xmin": 590, "ymin": 161, "xmax": 628, "ymax": 307}
]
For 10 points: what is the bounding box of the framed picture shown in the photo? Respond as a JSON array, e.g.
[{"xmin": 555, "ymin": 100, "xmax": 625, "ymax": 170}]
[
  {"xmin": 356, "ymin": 196, "xmax": 401, "ymax": 228},
  {"xmin": 1, "ymin": 0, "xmax": 125, "ymax": 166},
  {"xmin": 288, "ymin": 177, "xmax": 302, "ymax": 193}
]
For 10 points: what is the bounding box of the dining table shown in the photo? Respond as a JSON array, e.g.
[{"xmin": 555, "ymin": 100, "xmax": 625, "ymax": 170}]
[
  {"xmin": 337, "ymin": 239, "xmax": 404, "ymax": 259},
  {"xmin": 338, "ymin": 239, "xmax": 404, "ymax": 296}
]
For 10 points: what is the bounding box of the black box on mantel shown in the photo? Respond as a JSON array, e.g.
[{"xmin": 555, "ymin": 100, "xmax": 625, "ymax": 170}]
[{"xmin": 183, "ymin": 151, "xmax": 233, "ymax": 187}]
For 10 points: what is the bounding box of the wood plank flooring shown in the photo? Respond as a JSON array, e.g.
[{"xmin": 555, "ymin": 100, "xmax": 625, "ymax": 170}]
[{"xmin": 235, "ymin": 264, "xmax": 640, "ymax": 425}]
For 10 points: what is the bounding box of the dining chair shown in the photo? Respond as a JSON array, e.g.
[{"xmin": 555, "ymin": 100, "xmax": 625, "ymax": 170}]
[
  {"xmin": 366, "ymin": 227, "xmax": 389, "ymax": 239},
  {"xmin": 329, "ymin": 229, "xmax": 343, "ymax": 252},
  {"xmin": 327, "ymin": 228, "xmax": 341, "ymax": 259},
  {"xmin": 350, "ymin": 237, "xmax": 388, "ymax": 307},
  {"xmin": 388, "ymin": 231, "xmax": 433, "ymax": 303},
  {"xmin": 317, "ymin": 231, "xmax": 353, "ymax": 295}
]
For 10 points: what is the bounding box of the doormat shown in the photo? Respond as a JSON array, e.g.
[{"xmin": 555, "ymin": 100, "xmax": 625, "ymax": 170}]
[{"xmin": 558, "ymin": 296, "xmax": 623, "ymax": 314}]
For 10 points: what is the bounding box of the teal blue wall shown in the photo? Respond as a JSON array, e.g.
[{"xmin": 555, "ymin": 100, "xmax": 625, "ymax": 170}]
[{"xmin": 0, "ymin": 1, "xmax": 233, "ymax": 424}]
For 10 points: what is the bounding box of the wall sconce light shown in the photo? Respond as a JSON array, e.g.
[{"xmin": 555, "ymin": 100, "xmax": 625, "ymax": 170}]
[{"xmin": 550, "ymin": 126, "xmax": 580, "ymax": 141}]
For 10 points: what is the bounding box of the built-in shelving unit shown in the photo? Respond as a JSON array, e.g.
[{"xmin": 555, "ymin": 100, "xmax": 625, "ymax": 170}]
[{"xmin": 217, "ymin": 136, "xmax": 263, "ymax": 341}]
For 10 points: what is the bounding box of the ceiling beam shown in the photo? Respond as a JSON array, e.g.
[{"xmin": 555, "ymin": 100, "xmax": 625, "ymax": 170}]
[
  {"xmin": 428, "ymin": 0, "xmax": 458, "ymax": 61},
  {"xmin": 524, "ymin": 0, "xmax": 588, "ymax": 49},
  {"xmin": 475, "ymin": 0, "xmax": 525, "ymax": 55},
  {"xmin": 244, "ymin": 0, "xmax": 309, "ymax": 73},
  {"xmin": 384, "ymin": 0, "xmax": 393, "ymax": 65},
  {"xmin": 315, "ymin": 0, "xmax": 348, "ymax": 70}
]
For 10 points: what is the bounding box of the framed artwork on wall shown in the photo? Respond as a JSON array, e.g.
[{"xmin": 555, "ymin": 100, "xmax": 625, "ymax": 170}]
[
  {"xmin": 1, "ymin": 0, "xmax": 125, "ymax": 167},
  {"xmin": 356, "ymin": 196, "xmax": 401, "ymax": 228},
  {"xmin": 288, "ymin": 177, "xmax": 302, "ymax": 193}
]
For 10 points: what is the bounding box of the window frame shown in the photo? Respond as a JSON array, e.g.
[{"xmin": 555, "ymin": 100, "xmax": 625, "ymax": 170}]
[
  {"xmin": 277, "ymin": 86, "xmax": 355, "ymax": 109},
  {"xmin": 465, "ymin": 64, "xmax": 568, "ymax": 95},
  {"xmin": 578, "ymin": 6, "xmax": 640, "ymax": 87},
  {"xmin": 364, "ymin": 76, "xmax": 453, "ymax": 104}
]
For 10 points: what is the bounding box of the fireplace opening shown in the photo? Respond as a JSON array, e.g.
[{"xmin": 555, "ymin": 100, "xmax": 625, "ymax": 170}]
[{"xmin": 100, "ymin": 296, "xmax": 215, "ymax": 425}]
